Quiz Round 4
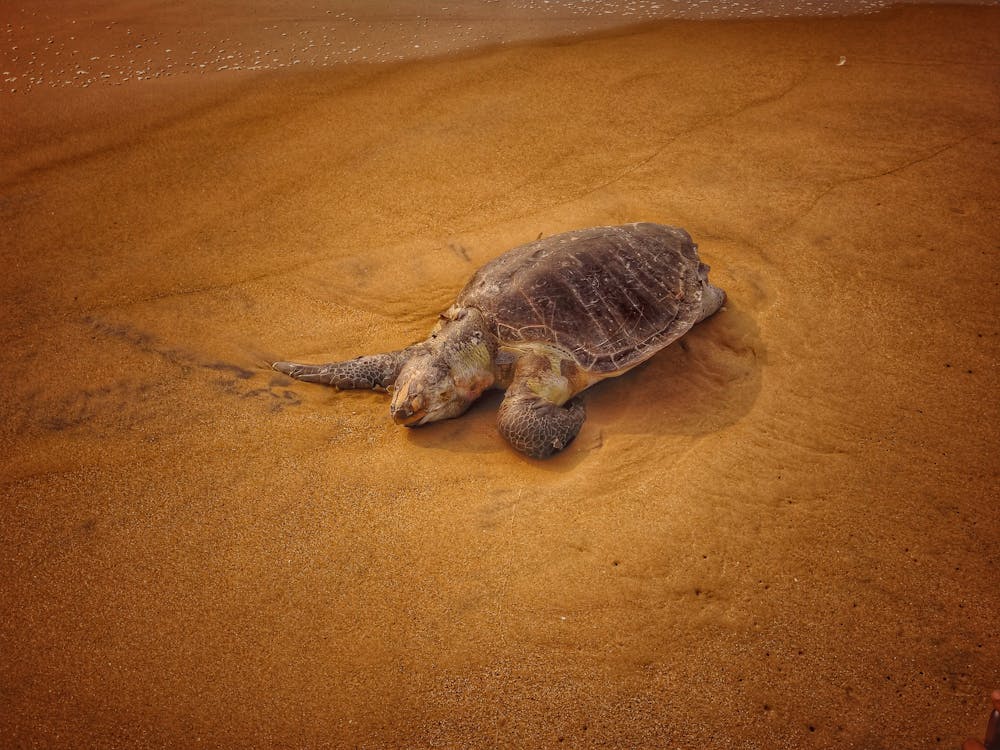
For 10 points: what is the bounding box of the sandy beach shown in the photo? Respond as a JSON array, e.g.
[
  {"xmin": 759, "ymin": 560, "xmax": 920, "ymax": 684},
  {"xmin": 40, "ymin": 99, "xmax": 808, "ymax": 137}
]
[{"xmin": 1, "ymin": 2, "xmax": 998, "ymax": 748}]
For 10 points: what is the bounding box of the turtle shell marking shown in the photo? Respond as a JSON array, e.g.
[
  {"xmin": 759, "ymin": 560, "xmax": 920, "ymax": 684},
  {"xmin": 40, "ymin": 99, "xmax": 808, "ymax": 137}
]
[{"xmin": 455, "ymin": 223, "xmax": 705, "ymax": 373}]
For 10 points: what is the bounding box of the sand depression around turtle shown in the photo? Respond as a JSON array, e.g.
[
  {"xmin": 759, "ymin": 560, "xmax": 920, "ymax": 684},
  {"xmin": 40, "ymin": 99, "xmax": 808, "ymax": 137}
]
[{"xmin": 273, "ymin": 223, "xmax": 726, "ymax": 458}]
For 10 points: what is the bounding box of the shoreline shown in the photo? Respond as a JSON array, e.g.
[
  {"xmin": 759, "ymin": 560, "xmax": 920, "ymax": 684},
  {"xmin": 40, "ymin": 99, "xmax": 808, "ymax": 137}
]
[
  {"xmin": 5, "ymin": 2, "xmax": 998, "ymax": 192},
  {"xmin": 4, "ymin": 2, "xmax": 999, "ymax": 97}
]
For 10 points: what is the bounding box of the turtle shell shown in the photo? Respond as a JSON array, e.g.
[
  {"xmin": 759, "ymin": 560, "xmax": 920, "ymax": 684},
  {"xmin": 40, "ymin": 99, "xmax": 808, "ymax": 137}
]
[{"xmin": 456, "ymin": 223, "xmax": 708, "ymax": 374}]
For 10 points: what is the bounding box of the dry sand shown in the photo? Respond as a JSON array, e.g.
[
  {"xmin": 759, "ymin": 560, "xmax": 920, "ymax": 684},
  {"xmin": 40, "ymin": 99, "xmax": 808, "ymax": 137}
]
[{"xmin": 2, "ymin": 2, "xmax": 999, "ymax": 748}]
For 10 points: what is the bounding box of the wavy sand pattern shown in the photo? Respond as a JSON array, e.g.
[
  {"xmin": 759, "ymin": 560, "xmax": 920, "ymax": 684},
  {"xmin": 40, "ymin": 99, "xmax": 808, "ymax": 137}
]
[{"xmin": 1, "ymin": 2, "xmax": 998, "ymax": 748}]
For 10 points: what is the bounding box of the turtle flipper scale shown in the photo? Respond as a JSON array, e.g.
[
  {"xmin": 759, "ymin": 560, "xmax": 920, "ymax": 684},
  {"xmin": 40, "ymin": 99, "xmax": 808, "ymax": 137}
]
[{"xmin": 272, "ymin": 349, "xmax": 411, "ymax": 390}]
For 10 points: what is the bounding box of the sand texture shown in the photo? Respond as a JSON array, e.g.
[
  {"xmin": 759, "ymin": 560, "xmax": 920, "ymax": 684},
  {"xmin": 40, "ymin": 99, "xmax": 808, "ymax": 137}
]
[{"xmin": 2, "ymin": 4, "xmax": 999, "ymax": 748}]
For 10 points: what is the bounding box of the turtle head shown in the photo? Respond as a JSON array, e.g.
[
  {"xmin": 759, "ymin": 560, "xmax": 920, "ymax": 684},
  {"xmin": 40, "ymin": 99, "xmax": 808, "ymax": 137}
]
[
  {"xmin": 389, "ymin": 355, "xmax": 465, "ymax": 426},
  {"xmin": 390, "ymin": 308, "xmax": 495, "ymax": 427}
]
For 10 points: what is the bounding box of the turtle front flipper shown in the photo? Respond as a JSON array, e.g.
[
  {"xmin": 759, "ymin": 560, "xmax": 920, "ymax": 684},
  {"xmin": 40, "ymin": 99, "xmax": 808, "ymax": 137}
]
[
  {"xmin": 273, "ymin": 348, "xmax": 414, "ymax": 391},
  {"xmin": 497, "ymin": 352, "xmax": 586, "ymax": 459}
]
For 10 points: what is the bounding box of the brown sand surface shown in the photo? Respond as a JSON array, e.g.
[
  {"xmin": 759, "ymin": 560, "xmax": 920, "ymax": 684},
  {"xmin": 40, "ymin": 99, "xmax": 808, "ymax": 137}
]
[{"xmin": 2, "ymin": 3, "xmax": 999, "ymax": 748}]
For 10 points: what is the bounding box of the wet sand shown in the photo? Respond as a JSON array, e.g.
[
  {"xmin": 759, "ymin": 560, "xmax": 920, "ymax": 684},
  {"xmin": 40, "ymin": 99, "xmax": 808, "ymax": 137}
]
[{"xmin": 2, "ymin": 3, "xmax": 999, "ymax": 748}]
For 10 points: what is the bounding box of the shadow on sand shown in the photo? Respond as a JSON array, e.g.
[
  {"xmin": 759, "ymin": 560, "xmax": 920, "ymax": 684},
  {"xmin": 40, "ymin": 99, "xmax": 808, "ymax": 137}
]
[{"xmin": 402, "ymin": 300, "xmax": 764, "ymax": 469}]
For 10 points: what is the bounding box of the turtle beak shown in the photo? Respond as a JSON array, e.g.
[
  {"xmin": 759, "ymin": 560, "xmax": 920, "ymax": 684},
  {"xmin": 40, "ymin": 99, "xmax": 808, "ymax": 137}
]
[{"xmin": 390, "ymin": 380, "xmax": 427, "ymax": 426}]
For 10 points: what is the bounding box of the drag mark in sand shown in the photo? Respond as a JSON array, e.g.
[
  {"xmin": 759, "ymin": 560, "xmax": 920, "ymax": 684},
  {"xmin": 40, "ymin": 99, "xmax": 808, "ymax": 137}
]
[
  {"xmin": 6, "ymin": 321, "xmax": 299, "ymax": 436},
  {"xmin": 776, "ymin": 130, "xmax": 992, "ymax": 234},
  {"xmin": 551, "ymin": 69, "xmax": 813, "ymax": 211},
  {"xmin": 78, "ymin": 314, "xmax": 300, "ymax": 414}
]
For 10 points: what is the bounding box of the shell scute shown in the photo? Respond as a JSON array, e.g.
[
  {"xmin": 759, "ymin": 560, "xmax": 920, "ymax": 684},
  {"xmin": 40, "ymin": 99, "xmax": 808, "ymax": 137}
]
[{"xmin": 456, "ymin": 223, "xmax": 706, "ymax": 373}]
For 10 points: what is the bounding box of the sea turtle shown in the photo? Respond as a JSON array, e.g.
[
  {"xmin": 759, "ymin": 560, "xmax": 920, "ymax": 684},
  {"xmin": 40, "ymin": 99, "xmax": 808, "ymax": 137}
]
[{"xmin": 273, "ymin": 222, "xmax": 725, "ymax": 458}]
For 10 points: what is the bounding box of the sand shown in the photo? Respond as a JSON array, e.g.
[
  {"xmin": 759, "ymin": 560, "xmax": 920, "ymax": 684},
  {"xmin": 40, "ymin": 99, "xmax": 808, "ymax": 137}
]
[{"xmin": 1, "ymin": 2, "xmax": 999, "ymax": 748}]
